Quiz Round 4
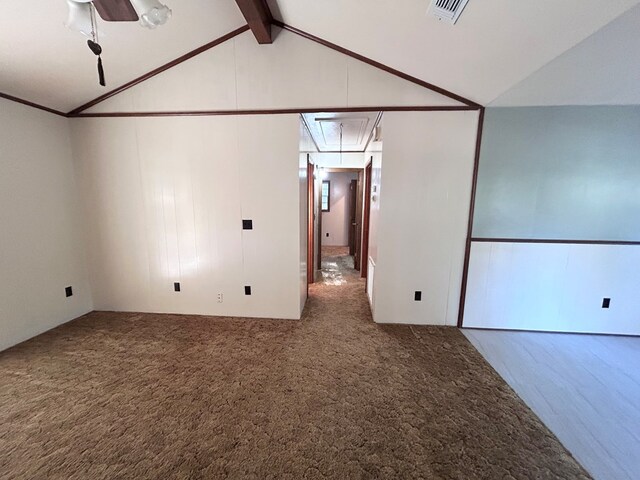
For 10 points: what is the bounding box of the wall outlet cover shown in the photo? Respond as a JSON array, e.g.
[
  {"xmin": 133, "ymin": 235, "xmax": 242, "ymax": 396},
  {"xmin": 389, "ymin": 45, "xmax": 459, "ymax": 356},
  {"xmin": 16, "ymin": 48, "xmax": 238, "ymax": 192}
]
[
  {"xmin": 174, "ymin": 282, "xmax": 181, "ymax": 292},
  {"xmin": 65, "ymin": 286, "xmax": 73, "ymax": 298},
  {"xmin": 244, "ymin": 286, "xmax": 252, "ymax": 295},
  {"xmin": 242, "ymin": 219, "xmax": 253, "ymax": 230}
]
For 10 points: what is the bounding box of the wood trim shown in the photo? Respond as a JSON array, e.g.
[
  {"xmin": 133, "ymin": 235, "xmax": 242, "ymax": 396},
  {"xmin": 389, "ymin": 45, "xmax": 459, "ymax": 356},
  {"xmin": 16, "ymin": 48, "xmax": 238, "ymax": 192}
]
[
  {"xmin": 317, "ymin": 182, "xmax": 323, "ymax": 272},
  {"xmin": 471, "ymin": 238, "xmax": 640, "ymax": 246},
  {"xmin": 463, "ymin": 326, "xmax": 640, "ymax": 338},
  {"xmin": 234, "ymin": 0, "xmax": 273, "ymax": 44},
  {"xmin": 69, "ymin": 105, "xmax": 476, "ymax": 118},
  {"xmin": 457, "ymin": 107, "xmax": 485, "ymax": 328},
  {"xmin": 273, "ymin": 21, "xmax": 481, "ymax": 109},
  {"xmin": 361, "ymin": 158, "xmax": 373, "ymax": 280},
  {"xmin": 67, "ymin": 25, "xmax": 250, "ymax": 115},
  {"xmin": 307, "ymin": 159, "xmax": 315, "ymax": 285},
  {"xmin": 0, "ymin": 92, "xmax": 67, "ymax": 117}
]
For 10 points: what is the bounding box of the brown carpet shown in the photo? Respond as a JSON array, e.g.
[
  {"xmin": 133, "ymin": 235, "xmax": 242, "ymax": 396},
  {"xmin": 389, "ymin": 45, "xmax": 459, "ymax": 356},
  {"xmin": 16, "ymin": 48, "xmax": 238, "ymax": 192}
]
[{"xmin": 0, "ymin": 250, "xmax": 590, "ymax": 479}]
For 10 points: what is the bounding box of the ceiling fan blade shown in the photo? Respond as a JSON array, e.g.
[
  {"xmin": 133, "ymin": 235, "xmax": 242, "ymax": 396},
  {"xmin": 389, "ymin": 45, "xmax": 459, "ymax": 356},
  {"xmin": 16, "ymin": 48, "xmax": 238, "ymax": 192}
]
[{"xmin": 92, "ymin": 0, "xmax": 139, "ymax": 21}]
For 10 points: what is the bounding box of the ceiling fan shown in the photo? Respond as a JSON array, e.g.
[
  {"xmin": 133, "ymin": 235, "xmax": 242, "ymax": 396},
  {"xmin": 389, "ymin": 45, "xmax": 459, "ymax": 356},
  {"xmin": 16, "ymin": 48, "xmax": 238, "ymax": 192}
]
[
  {"xmin": 65, "ymin": 0, "xmax": 172, "ymax": 86},
  {"xmin": 66, "ymin": 0, "xmax": 171, "ymax": 29}
]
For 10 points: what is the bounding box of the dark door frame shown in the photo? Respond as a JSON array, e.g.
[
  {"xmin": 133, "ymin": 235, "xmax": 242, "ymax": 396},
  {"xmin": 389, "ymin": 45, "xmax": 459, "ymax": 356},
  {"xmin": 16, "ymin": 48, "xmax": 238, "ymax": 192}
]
[
  {"xmin": 348, "ymin": 179, "xmax": 358, "ymax": 257},
  {"xmin": 307, "ymin": 158, "xmax": 315, "ymax": 286},
  {"xmin": 317, "ymin": 174, "xmax": 323, "ymax": 274},
  {"xmin": 361, "ymin": 158, "xmax": 373, "ymax": 282},
  {"xmin": 354, "ymin": 169, "xmax": 364, "ymax": 271}
]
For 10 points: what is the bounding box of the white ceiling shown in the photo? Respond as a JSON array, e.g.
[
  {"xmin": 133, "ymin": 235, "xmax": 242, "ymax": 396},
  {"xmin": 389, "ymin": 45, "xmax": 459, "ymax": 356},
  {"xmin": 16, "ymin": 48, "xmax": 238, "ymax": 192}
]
[
  {"xmin": 269, "ymin": 0, "xmax": 640, "ymax": 105},
  {"xmin": 0, "ymin": 0, "xmax": 245, "ymax": 112},
  {"xmin": 1, "ymin": 0, "xmax": 639, "ymax": 112},
  {"xmin": 491, "ymin": 4, "xmax": 640, "ymax": 106},
  {"xmin": 302, "ymin": 112, "xmax": 381, "ymax": 152}
]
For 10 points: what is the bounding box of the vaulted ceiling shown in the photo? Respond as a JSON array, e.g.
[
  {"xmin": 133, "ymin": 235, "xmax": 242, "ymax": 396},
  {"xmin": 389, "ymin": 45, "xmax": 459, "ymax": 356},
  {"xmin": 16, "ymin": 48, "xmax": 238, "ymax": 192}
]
[{"xmin": 1, "ymin": 0, "xmax": 639, "ymax": 113}]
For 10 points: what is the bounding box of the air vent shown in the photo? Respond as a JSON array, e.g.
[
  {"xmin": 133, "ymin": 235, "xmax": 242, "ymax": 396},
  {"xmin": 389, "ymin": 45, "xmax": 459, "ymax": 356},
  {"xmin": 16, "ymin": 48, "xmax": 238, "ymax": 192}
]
[{"xmin": 429, "ymin": 0, "xmax": 470, "ymax": 24}]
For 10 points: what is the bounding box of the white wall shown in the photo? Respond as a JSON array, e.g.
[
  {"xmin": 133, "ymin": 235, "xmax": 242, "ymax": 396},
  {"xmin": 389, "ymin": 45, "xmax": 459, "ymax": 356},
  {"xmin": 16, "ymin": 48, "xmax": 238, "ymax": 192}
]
[
  {"xmin": 313, "ymin": 153, "xmax": 367, "ymax": 169},
  {"xmin": 465, "ymin": 106, "xmax": 640, "ymax": 334},
  {"xmin": 322, "ymin": 172, "xmax": 357, "ymax": 246},
  {"xmin": 365, "ymin": 141, "xmax": 383, "ymax": 309},
  {"xmin": 70, "ymin": 115, "xmax": 302, "ymax": 320},
  {"xmin": 366, "ymin": 146, "xmax": 383, "ymax": 266},
  {"xmin": 464, "ymin": 242, "xmax": 640, "ymax": 335},
  {"xmin": 62, "ymin": 27, "xmax": 476, "ymax": 328},
  {"xmin": 0, "ymin": 99, "xmax": 93, "ymax": 351},
  {"xmin": 84, "ymin": 28, "xmax": 462, "ymax": 114},
  {"xmin": 372, "ymin": 111, "xmax": 479, "ymax": 325},
  {"xmin": 298, "ymin": 121, "xmax": 314, "ymax": 313},
  {"xmin": 298, "ymin": 155, "xmax": 307, "ymax": 315}
]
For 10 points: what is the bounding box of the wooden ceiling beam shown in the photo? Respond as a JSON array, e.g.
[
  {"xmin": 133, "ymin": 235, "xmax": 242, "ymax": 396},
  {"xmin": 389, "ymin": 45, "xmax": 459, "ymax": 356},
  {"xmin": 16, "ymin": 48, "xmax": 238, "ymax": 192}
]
[{"xmin": 234, "ymin": 0, "xmax": 273, "ymax": 44}]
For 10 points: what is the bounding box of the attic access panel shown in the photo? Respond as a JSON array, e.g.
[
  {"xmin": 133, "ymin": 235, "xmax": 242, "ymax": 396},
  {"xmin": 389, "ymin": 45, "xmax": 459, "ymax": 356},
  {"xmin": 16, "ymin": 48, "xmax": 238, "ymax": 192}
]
[{"xmin": 301, "ymin": 111, "xmax": 382, "ymax": 153}]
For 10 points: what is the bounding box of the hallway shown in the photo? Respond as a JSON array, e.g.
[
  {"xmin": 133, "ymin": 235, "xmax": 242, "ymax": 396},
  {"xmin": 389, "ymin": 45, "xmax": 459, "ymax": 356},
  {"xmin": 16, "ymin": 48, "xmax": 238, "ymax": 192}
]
[
  {"xmin": 0, "ymin": 252, "xmax": 589, "ymax": 479},
  {"xmin": 319, "ymin": 246, "xmax": 358, "ymax": 286}
]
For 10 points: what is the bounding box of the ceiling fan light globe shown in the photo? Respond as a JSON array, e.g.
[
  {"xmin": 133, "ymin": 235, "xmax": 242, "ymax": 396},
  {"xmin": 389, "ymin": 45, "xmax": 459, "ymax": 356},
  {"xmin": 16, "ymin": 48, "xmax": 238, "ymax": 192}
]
[
  {"xmin": 131, "ymin": 0, "xmax": 172, "ymax": 29},
  {"xmin": 141, "ymin": 6, "xmax": 171, "ymax": 28},
  {"xmin": 64, "ymin": 0, "xmax": 93, "ymax": 37}
]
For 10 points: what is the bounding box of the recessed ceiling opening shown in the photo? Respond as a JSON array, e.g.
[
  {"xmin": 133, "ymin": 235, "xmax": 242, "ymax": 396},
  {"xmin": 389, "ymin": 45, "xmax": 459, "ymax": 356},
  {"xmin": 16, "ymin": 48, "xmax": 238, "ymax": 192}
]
[{"xmin": 301, "ymin": 111, "xmax": 382, "ymax": 153}]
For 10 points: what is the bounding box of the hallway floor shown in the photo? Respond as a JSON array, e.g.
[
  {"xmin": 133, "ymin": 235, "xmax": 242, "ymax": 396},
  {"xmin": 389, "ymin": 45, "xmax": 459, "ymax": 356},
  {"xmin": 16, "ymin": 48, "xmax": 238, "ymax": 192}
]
[{"xmin": 0, "ymin": 249, "xmax": 589, "ymax": 479}]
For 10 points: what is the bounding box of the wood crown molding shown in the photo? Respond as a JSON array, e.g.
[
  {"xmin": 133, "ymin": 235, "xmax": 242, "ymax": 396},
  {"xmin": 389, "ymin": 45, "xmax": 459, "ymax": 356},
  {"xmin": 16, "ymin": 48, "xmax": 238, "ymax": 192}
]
[
  {"xmin": 471, "ymin": 238, "xmax": 640, "ymax": 246},
  {"xmin": 457, "ymin": 107, "xmax": 485, "ymax": 328},
  {"xmin": 7, "ymin": 19, "xmax": 484, "ymax": 117},
  {"xmin": 0, "ymin": 92, "xmax": 67, "ymax": 117},
  {"xmin": 67, "ymin": 25, "xmax": 250, "ymax": 115},
  {"xmin": 273, "ymin": 21, "xmax": 481, "ymax": 109},
  {"xmin": 68, "ymin": 105, "xmax": 478, "ymax": 118},
  {"xmin": 67, "ymin": 19, "xmax": 483, "ymax": 116}
]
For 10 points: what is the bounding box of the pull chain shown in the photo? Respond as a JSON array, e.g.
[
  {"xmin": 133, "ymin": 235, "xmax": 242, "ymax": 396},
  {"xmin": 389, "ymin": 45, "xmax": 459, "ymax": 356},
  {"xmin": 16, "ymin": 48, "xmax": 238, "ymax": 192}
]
[{"xmin": 88, "ymin": 4, "xmax": 106, "ymax": 86}]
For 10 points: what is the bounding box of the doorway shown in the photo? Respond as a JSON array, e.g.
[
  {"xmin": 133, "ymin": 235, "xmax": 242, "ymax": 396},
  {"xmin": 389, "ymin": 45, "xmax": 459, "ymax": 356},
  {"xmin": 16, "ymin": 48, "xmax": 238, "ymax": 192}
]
[
  {"xmin": 318, "ymin": 168, "xmax": 362, "ymax": 283},
  {"xmin": 300, "ymin": 111, "xmax": 382, "ymax": 290}
]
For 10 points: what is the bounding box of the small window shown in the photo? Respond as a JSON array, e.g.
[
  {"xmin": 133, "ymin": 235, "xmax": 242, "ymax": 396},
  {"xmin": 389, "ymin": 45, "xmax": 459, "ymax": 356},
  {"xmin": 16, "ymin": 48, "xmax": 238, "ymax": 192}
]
[{"xmin": 321, "ymin": 180, "xmax": 330, "ymax": 212}]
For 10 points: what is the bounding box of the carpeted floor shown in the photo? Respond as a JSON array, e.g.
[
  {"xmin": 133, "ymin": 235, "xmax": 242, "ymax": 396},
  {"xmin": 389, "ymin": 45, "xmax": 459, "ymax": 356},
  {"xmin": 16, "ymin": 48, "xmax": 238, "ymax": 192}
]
[{"xmin": 0, "ymin": 249, "xmax": 590, "ymax": 479}]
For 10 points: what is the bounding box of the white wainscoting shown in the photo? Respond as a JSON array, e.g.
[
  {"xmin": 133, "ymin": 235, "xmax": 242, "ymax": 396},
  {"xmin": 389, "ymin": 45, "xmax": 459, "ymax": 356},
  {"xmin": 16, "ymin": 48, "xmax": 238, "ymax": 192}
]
[
  {"xmin": 367, "ymin": 257, "xmax": 375, "ymax": 310},
  {"xmin": 464, "ymin": 241, "xmax": 640, "ymax": 335}
]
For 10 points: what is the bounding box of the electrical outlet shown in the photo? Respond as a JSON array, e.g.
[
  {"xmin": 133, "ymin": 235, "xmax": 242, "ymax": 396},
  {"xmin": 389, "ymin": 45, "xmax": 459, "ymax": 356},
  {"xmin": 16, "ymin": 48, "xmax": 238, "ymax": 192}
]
[
  {"xmin": 326, "ymin": 233, "xmax": 329, "ymax": 237},
  {"xmin": 65, "ymin": 286, "xmax": 73, "ymax": 298},
  {"xmin": 217, "ymin": 293, "xmax": 224, "ymax": 303},
  {"xmin": 602, "ymin": 298, "xmax": 611, "ymax": 309},
  {"xmin": 414, "ymin": 291, "xmax": 422, "ymax": 301},
  {"xmin": 244, "ymin": 286, "xmax": 252, "ymax": 295},
  {"xmin": 174, "ymin": 282, "xmax": 181, "ymax": 292}
]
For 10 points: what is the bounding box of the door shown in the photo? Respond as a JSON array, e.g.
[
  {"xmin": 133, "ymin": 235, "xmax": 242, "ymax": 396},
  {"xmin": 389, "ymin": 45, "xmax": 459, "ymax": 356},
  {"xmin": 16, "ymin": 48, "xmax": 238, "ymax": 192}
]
[
  {"xmin": 348, "ymin": 179, "xmax": 358, "ymax": 256},
  {"xmin": 354, "ymin": 171, "xmax": 364, "ymax": 270},
  {"xmin": 362, "ymin": 159, "xmax": 373, "ymax": 280}
]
